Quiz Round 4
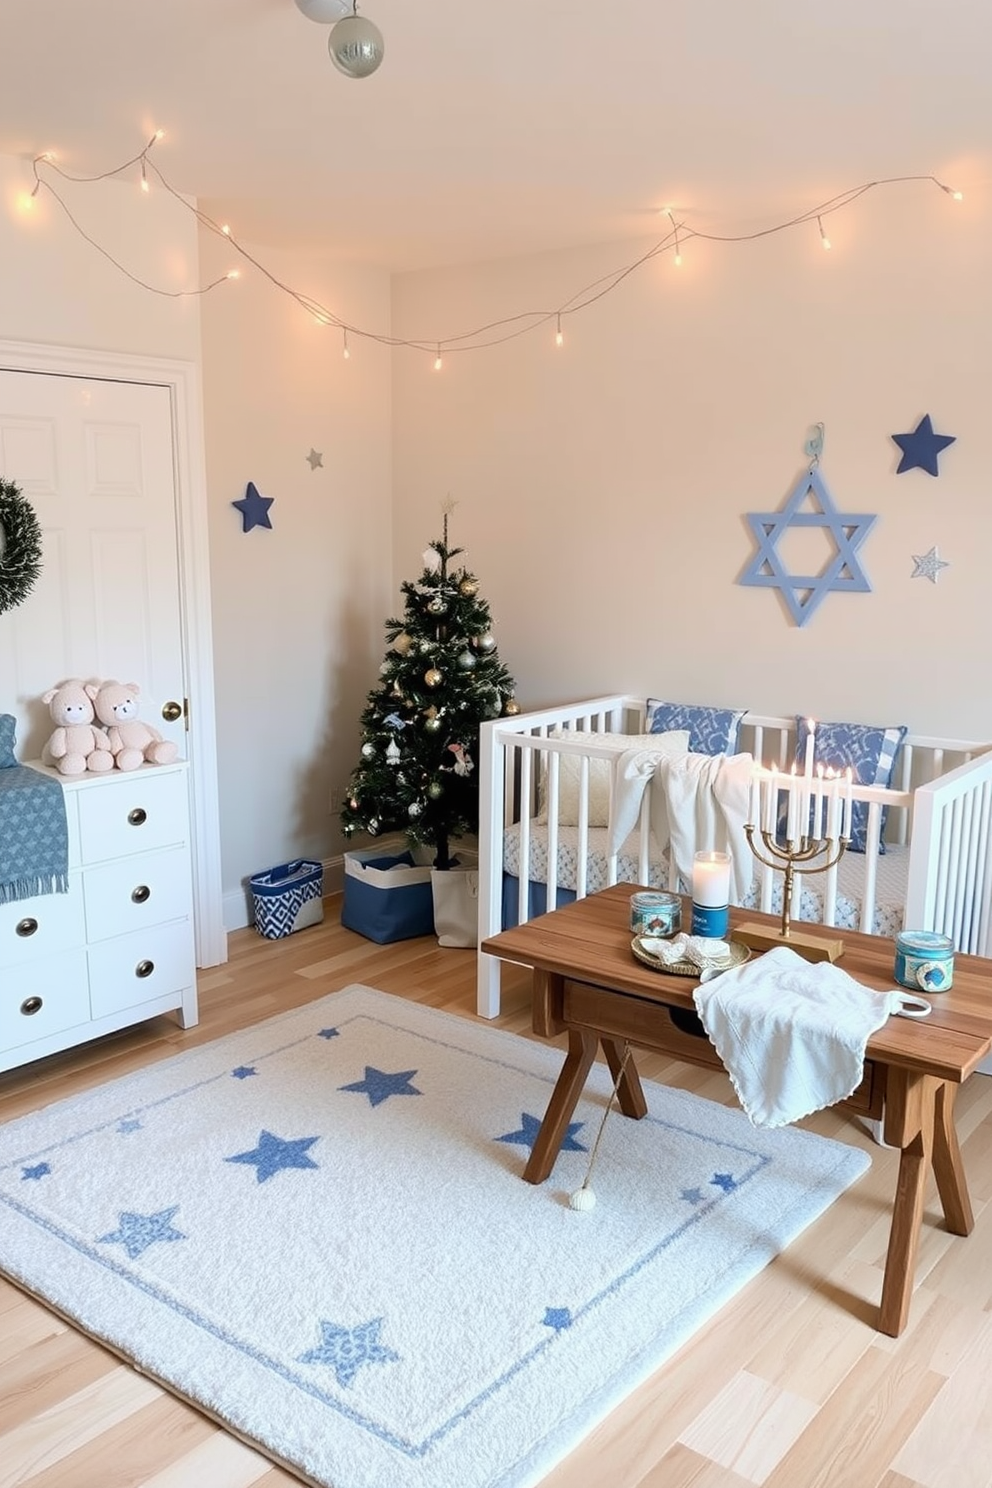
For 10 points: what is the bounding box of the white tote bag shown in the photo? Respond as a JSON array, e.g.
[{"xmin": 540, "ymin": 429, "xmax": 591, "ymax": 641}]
[{"xmin": 430, "ymin": 863, "xmax": 479, "ymax": 948}]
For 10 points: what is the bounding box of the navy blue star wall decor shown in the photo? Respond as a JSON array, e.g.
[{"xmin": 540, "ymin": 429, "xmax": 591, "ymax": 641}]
[
  {"xmin": 232, "ymin": 481, "xmax": 274, "ymax": 532},
  {"xmin": 739, "ymin": 466, "xmax": 876, "ymax": 628},
  {"xmin": 891, "ymin": 415, "xmax": 956, "ymax": 477}
]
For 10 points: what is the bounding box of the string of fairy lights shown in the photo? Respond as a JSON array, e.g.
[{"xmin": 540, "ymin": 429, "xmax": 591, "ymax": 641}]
[{"xmin": 20, "ymin": 134, "xmax": 965, "ymax": 366}]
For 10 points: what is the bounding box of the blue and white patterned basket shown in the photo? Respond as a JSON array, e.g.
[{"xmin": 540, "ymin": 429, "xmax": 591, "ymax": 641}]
[{"xmin": 250, "ymin": 859, "xmax": 324, "ymax": 939}]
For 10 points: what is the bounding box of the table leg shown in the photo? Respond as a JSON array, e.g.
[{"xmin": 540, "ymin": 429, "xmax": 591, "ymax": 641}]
[
  {"xmin": 931, "ymin": 1080, "xmax": 974, "ymax": 1237},
  {"xmin": 602, "ymin": 1039, "xmax": 648, "ymax": 1120},
  {"xmin": 523, "ymin": 1029, "xmax": 598, "ymax": 1185},
  {"xmin": 878, "ymin": 1068, "xmax": 935, "ymax": 1337}
]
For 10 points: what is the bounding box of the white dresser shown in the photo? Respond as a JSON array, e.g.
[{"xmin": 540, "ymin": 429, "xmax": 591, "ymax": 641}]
[{"xmin": 0, "ymin": 762, "xmax": 198, "ymax": 1074}]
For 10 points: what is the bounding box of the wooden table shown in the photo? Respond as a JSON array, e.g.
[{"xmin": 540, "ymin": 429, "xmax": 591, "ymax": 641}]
[{"xmin": 482, "ymin": 884, "xmax": 992, "ymax": 1337}]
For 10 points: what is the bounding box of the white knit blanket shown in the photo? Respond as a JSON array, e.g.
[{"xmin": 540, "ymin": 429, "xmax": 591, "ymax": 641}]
[
  {"xmin": 609, "ymin": 750, "xmax": 754, "ymax": 905},
  {"xmin": 692, "ymin": 946, "xmax": 929, "ymax": 1128}
]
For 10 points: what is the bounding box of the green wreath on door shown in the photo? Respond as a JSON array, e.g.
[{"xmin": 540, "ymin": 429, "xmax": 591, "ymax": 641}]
[{"xmin": 0, "ymin": 479, "xmax": 43, "ymax": 615}]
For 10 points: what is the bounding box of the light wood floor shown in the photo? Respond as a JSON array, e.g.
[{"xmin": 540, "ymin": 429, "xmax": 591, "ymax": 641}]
[{"xmin": 3, "ymin": 899, "xmax": 992, "ymax": 1488}]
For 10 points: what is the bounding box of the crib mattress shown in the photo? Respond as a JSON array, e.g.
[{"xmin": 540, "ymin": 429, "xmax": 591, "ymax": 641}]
[{"xmin": 502, "ymin": 822, "xmax": 908, "ymax": 938}]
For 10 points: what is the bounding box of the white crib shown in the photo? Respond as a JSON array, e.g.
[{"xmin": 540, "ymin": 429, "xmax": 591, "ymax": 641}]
[{"xmin": 476, "ymin": 694, "xmax": 992, "ymax": 1018}]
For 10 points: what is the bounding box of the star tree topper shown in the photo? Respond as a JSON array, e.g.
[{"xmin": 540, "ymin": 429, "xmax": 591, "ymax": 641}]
[{"xmin": 740, "ymin": 466, "xmax": 876, "ymax": 628}]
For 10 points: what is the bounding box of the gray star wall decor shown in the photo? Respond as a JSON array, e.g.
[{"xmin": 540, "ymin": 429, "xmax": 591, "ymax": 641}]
[
  {"xmin": 911, "ymin": 546, "xmax": 950, "ymax": 583},
  {"xmin": 739, "ymin": 466, "xmax": 876, "ymax": 628},
  {"xmin": 306, "ymin": 448, "xmax": 323, "ymax": 470}
]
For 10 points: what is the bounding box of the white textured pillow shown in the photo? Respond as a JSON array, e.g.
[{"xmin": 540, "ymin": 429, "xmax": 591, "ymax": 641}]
[{"xmin": 540, "ymin": 729, "xmax": 691, "ymax": 827}]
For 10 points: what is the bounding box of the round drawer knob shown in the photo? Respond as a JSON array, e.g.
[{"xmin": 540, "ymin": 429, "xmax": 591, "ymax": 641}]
[
  {"xmin": 131, "ymin": 885, "xmax": 151, "ymax": 904},
  {"xmin": 135, "ymin": 959, "xmax": 155, "ymax": 979},
  {"xmin": 16, "ymin": 917, "xmax": 39, "ymax": 938},
  {"xmin": 128, "ymin": 807, "xmax": 148, "ymax": 826},
  {"xmin": 20, "ymin": 996, "xmax": 43, "ymax": 1016}
]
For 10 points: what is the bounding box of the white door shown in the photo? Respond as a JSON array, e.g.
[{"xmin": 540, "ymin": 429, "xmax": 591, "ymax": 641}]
[{"xmin": 0, "ymin": 369, "xmax": 186, "ymax": 759}]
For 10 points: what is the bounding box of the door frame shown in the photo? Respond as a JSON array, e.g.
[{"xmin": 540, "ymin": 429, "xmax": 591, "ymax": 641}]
[{"xmin": 0, "ymin": 337, "xmax": 226, "ymax": 968}]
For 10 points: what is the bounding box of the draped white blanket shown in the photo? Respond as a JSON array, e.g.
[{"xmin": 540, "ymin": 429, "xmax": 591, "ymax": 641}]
[
  {"xmin": 693, "ymin": 946, "xmax": 904, "ymax": 1128},
  {"xmin": 608, "ymin": 749, "xmax": 755, "ymax": 904}
]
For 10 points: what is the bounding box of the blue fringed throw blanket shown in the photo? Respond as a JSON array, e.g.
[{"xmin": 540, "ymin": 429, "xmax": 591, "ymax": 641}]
[{"xmin": 0, "ymin": 765, "xmax": 69, "ymax": 904}]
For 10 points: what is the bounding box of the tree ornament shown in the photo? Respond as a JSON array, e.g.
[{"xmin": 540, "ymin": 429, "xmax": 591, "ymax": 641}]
[
  {"xmin": 393, "ymin": 632, "xmax": 413, "ymax": 655},
  {"xmin": 427, "ymin": 595, "xmax": 447, "ymax": 615},
  {"xmin": 457, "ymin": 649, "xmax": 477, "ymax": 670},
  {"xmin": 419, "ymin": 639, "xmax": 433, "ymax": 654},
  {"xmin": 424, "ymin": 667, "xmax": 443, "ymax": 688},
  {"xmin": 349, "ymin": 797, "xmax": 358, "ymax": 809},
  {"xmin": 368, "ymin": 817, "xmax": 379, "ymax": 834},
  {"xmin": 408, "ymin": 801, "xmax": 422, "ymax": 817},
  {"xmin": 459, "ymin": 577, "xmax": 479, "ymax": 597},
  {"xmin": 386, "ymin": 739, "xmax": 401, "ymax": 765},
  {"xmin": 504, "ymin": 697, "xmax": 521, "ymax": 716},
  {"xmin": 428, "ymin": 781, "xmax": 444, "ymax": 799},
  {"xmin": 473, "ymin": 631, "xmax": 497, "ymax": 653},
  {"xmin": 379, "ymin": 659, "xmax": 393, "ymax": 675},
  {"xmin": 391, "ymin": 682, "xmax": 404, "ymax": 697},
  {"xmin": 361, "ymin": 742, "xmax": 375, "ymax": 757},
  {"xmin": 0, "ymin": 479, "xmax": 44, "ymax": 615}
]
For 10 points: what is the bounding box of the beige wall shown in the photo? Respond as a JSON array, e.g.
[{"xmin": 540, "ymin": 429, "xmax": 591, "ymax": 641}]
[
  {"xmin": 197, "ymin": 233, "xmax": 392, "ymax": 923},
  {"xmin": 391, "ymin": 189, "xmax": 991, "ymax": 742}
]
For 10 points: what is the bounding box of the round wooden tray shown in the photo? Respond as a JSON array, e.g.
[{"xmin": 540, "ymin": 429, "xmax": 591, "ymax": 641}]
[{"xmin": 630, "ymin": 936, "xmax": 751, "ymax": 978}]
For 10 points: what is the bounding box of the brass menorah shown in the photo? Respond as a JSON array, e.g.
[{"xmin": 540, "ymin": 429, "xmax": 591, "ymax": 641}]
[{"xmin": 738, "ymin": 819, "xmax": 850, "ymax": 963}]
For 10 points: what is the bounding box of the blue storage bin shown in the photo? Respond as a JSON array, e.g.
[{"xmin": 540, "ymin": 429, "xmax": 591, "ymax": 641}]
[
  {"xmin": 250, "ymin": 859, "xmax": 324, "ymax": 939},
  {"xmin": 341, "ymin": 847, "xmax": 435, "ymax": 944}
]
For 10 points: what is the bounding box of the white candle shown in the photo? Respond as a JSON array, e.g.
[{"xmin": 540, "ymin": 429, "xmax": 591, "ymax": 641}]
[
  {"xmin": 800, "ymin": 719, "xmax": 815, "ymax": 842},
  {"xmin": 826, "ymin": 770, "xmax": 839, "ymax": 840},
  {"xmin": 692, "ymin": 850, "xmax": 731, "ymax": 907},
  {"xmin": 814, "ymin": 763, "xmax": 825, "ymax": 840},
  {"xmin": 803, "ymin": 719, "xmax": 816, "ymax": 779},
  {"xmin": 843, "ymin": 767, "xmax": 853, "ymax": 839},
  {"xmin": 766, "ymin": 766, "xmax": 778, "ymax": 832},
  {"xmin": 787, "ymin": 762, "xmax": 798, "ymax": 846}
]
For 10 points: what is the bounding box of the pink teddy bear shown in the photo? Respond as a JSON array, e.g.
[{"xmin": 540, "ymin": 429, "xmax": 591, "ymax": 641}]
[
  {"xmin": 87, "ymin": 680, "xmax": 179, "ymax": 772},
  {"xmin": 41, "ymin": 680, "xmax": 115, "ymax": 775}
]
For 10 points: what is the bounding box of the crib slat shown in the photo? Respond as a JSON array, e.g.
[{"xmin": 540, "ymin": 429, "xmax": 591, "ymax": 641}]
[
  {"xmin": 575, "ymin": 755, "xmax": 589, "ymax": 901},
  {"xmin": 518, "ymin": 750, "xmax": 534, "ymax": 927},
  {"xmin": 858, "ymin": 803, "xmax": 881, "ymax": 933}
]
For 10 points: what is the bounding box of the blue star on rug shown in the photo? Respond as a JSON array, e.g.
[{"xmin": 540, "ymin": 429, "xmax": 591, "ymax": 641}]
[
  {"xmin": 298, "ymin": 1317, "xmax": 400, "ymax": 1388},
  {"xmin": 98, "ymin": 1205, "xmax": 186, "ymax": 1259},
  {"xmin": 680, "ymin": 1186, "xmax": 705, "ymax": 1205},
  {"xmin": 891, "ymin": 414, "xmax": 956, "ymax": 476},
  {"xmin": 495, "ymin": 1113, "xmax": 587, "ymax": 1154},
  {"xmin": 318, "ymin": 1027, "xmax": 340, "ymax": 1040},
  {"xmin": 225, "ymin": 1129, "xmax": 320, "ymax": 1183},
  {"xmin": 339, "ymin": 1066, "xmax": 421, "ymax": 1107},
  {"xmin": 232, "ymin": 480, "xmax": 274, "ymax": 533},
  {"xmin": 117, "ymin": 1119, "xmax": 142, "ymax": 1135},
  {"xmin": 740, "ymin": 466, "xmax": 876, "ymax": 628},
  {"xmin": 21, "ymin": 1162, "xmax": 50, "ymax": 1181},
  {"xmin": 543, "ymin": 1307, "xmax": 574, "ymax": 1331},
  {"xmin": 231, "ymin": 1066, "xmax": 257, "ymax": 1080},
  {"xmin": 710, "ymin": 1173, "xmax": 739, "ymax": 1193}
]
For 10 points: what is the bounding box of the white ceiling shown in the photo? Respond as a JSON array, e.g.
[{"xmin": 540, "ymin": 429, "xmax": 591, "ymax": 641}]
[{"xmin": 2, "ymin": 0, "xmax": 989, "ymax": 272}]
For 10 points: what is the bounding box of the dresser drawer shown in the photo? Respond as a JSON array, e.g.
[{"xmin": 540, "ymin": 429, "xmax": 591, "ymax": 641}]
[
  {"xmin": 76, "ymin": 768, "xmax": 189, "ymax": 863},
  {"xmin": 88, "ymin": 921, "xmax": 195, "ymax": 1019},
  {"xmin": 82, "ymin": 847, "xmax": 193, "ymax": 944},
  {"xmin": 0, "ymin": 875, "xmax": 85, "ymax": 969},
  {"xmin": 0, "ymin": 950, "xmax": 91, "ymax": 1052}
]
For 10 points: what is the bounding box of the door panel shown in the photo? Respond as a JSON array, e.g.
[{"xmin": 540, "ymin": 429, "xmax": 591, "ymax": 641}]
[{"xmin": 0, "ymin": 371, "xmax": 186, "ymax": 761}]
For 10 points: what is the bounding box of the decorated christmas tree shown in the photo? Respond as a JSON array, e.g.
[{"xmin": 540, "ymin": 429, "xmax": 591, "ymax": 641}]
[{"xmin": 341, "ymin": 520, "xmax": 518, "ymax": 870}]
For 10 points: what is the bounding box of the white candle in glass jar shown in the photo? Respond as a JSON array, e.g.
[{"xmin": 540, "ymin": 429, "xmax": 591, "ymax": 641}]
[{"xmin": 692, "ymin": 850, "xmax": 731, "ymax": 907}]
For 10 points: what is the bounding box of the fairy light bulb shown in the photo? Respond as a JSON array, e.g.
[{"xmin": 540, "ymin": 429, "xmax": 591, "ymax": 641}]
[
  {"xmin": 935, "ymin": 179, "xmax": 964, "ymax": 200},
  {"xmin": 226, "ymin": 269, "xmax": 240, "ymax": 280},
  {"xmin": 140, "ymin": 161, "xmax": 149, "ymax": 194},
  {"xmin": 221, "ymin": 224, "xmax": 231, "ymax": 236},
  {"xmin": 434, "ymin": 344, "xmax": 443, "ymax": 371},
  {"xmin": 343, "ymin": 329, "xmax": 351, "ymax": 359},
  {"xmin": 555, "ymin": 313, "xmax": 563, "ymax": 348},
  {"xmin": 817, "ymin": 215, "xmax": 831, "ymax": 250}
]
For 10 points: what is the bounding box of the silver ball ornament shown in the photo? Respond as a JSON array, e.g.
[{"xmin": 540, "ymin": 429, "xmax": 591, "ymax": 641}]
[
  {"xmin": 328, "ymin": 12, "xmax": 384, "ymax": 78},
  {"xmin": 457, "ymin": 649, "xmax": 476, "ymax": 670},
  {"xmin": 408, "ymin": 801, "xmax": 422, "ymax": 817},
  {"xmin": 361, "ymin": 742, "xmax": 375, "ymax": 757},
  {"xmin": 474, "ymin": 631, "xmax": 496, "ymax": 653},
  {"xmin": 569, "ymin": 1187, "xmax": 596, "ymax": 1212}
]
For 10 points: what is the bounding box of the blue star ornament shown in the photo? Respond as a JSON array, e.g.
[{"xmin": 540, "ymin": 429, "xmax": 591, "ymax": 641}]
[
  {"xmin": 338, "ymin": 1066, "xmax": 421, "ymax": 1107},
  {"xmin": 891, "ymin": 415, "xmax": 955, "ymax": 477},
  {"xmin": 740, "ymin": 466, "xmax": 876, "ymax": 628},
  {"xmin": 232, "ymin": 480, "xmax": 274, "ymax": 532},
  {"xmin": 225, "ymin": 1129, "xmax": 320, "ymax": 1183},
  {"xmin": 298, "ymin": 1317, "xmax": 399, "ymax": 1388}
]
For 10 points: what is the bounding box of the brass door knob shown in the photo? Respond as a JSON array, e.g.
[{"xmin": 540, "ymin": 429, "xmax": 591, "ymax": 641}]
[{"xmin": 162, "ymin": 700, "xmax": 183, "ymax": 722}]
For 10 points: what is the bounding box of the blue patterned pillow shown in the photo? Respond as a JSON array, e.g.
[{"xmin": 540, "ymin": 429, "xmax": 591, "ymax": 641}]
[
  {"xmin": 0, "ymin": 714, "xmax": 15, "ymax": 768},
  {"xmin": 794, "ymin": 717, "xmax": 908, "ymax": 854},
  {"xmin": 646, "ymin": 699, "xmax": 747, "ymax": 755}
]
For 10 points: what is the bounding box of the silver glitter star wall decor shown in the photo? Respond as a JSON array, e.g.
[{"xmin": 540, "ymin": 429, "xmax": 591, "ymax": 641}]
[{"xmin": 911, "ymin": 546, "xmax": 950, "ymax": 583}]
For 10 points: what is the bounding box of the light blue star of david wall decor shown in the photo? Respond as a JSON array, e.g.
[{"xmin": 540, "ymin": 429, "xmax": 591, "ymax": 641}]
[{"xmin": 739, "ymin": 466, "xmax": 876, "ymax": 628}]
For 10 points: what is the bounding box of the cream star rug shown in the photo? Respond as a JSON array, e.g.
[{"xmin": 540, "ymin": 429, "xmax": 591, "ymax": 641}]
[{"xmin": 0, "ymin": 984, "xmax": 869, "ymax": 1488}]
